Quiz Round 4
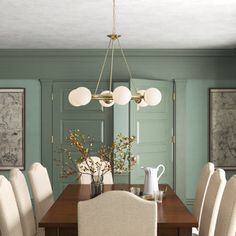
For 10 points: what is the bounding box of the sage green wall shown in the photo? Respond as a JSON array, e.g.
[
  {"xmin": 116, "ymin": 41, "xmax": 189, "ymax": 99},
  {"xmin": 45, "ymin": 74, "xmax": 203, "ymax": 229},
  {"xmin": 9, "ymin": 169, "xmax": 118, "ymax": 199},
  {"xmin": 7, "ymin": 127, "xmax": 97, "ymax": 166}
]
[
  {"xmin": 0, "ymin": 49, "xmax": 236, "ymax": 205},
  {"xmin": 0, "ymin": 80, "xmax": 41, "ymax": 180},
  {"xmin": 185, "ymin": 79, "xmax": 236, "ymax": 208}
]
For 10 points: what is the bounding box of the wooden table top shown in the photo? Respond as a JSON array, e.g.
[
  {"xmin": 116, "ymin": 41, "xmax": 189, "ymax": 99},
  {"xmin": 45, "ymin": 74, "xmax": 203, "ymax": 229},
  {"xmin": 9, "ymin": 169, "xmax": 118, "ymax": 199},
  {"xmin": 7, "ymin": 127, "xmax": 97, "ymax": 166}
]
[{"xmin": 39, "ymin": 184, "xmax": 198, "ymax": 229}]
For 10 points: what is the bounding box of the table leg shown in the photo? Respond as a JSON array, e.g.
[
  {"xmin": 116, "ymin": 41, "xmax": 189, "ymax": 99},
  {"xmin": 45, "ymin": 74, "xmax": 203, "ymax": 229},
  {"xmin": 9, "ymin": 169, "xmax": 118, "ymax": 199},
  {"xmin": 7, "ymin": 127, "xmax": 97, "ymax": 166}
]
[
  {"xmin": 179, "ymin": 228, "xmax": 192, "ymax": 236},
  {"xmin": 44, "ymin": 227, "xmax": 77, "ymax": 236},
  {"xmin": 158, "ymin": 227, "xmax": 192, "ymax": 236},
  {"xmin": 158, "ymin": 228, "xmax": 178, "ymax": 236},
  {"xmin": 45, "ymin": 227, "xmax": 58, "ymax": 236}
]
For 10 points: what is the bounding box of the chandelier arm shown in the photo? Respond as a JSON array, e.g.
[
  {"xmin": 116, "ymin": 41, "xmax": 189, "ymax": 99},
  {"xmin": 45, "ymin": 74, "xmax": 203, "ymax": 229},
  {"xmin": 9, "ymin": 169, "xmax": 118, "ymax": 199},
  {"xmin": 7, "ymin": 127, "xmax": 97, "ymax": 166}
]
[
  {"xmin": 117, "ymin": 39, "xmax": 133, "ymax": 79},
  {"xmin": 94, "ymin": 38, "xmax": 112, "ymax": 95},
  {"xmin": 130, "ymin": 76, "xmax": 139, "ymax": 94},
  {"xmin": 109, "ymin": 40, "xmax": 115, "ymax": 92},
  {"xmin": 92, "ymin": 94, "xmax": 143, "ymax": 101},
  {"xmin": 117, "ymin": 38, "xmax": 138, "ymax": 94},
  {"xmin": 131, "ymin": 95, "xmax": 144, "ymax": 100},
  {"xmin": 92, "ymin": 94, "xmax": 112, "ymax": 100}
]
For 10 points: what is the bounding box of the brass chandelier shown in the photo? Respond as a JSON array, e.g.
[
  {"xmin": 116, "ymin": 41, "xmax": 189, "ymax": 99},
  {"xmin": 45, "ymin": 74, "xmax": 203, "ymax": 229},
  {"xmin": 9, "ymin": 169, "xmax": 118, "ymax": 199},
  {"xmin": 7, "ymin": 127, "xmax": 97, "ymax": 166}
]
[{"xmin": 68, "ymin": 0, "xmax": 162, "ymax": 108}]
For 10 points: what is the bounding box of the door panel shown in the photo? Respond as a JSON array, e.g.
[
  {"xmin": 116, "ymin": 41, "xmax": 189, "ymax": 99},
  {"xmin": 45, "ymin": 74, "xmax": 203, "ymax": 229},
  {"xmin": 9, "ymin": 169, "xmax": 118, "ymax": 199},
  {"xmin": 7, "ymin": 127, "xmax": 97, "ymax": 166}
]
[
  {"xmin": 130, "ymin": 79, "xmax": 173, "ymax": 186},
  {"xmin": 52, "ymin": 82, "xmax": 112, "ymax": 197}
]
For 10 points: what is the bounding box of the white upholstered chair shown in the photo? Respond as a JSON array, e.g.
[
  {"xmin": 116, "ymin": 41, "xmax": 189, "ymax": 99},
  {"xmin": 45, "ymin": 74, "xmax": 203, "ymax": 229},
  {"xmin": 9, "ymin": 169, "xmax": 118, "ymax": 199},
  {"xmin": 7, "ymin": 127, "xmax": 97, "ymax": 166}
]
[
  {"xmin": 9, "ymin": 168, "xmax": 45, "ymax": 236},
  {"xmin": 0, "ymin": 175, "xmax": 23, "ymax": 236},
  {"xmin": 78, "ymin": 190, "xmax": 157, "ymax": 236},
  {"xmin": 193, "ymin": 168, "xmax": 226, "ymax": 236},
  {"xmin": 214, "ymin": 175, "xmax": 236, "ymax": 236},
  {"xmin": 28, "ymin": 163, "xmax": 54, "ymax": 226},
  {"xmin": 192, "ymin": 162, "xmax": 214, "ymax": 224},
  {"xmin": 77, "ymin": 156, "xmax": 113, "ymax": 184}
]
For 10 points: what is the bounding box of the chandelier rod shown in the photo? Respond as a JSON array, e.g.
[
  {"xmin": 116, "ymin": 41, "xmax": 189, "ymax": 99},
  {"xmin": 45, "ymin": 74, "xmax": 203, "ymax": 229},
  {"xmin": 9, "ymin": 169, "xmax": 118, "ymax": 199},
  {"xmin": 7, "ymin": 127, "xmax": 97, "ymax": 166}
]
[
  {"xmin": 117, "ymin": 38, "xmax": 138, "ymax": 93},
  {"xmin": 94, "ymin": 39, "xmax": 112, "ymax": 95},
  {"xmin": 112, "ymin": 0, "xmax": 116, "ymax": 34},
  {"xmin": 109, "ymin": 40, "xmax": 115, "ymax": 92}
]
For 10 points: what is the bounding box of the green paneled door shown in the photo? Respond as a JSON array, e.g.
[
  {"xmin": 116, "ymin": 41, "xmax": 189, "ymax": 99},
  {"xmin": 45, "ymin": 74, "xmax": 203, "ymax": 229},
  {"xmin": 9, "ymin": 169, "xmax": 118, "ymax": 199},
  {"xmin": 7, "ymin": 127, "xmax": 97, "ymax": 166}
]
[
  {"xmin": 130, "ymin": 79, "xmax": 174, "ymax": 187},
  {"xmin": 52, "ymin": 82, "xmax": 112, "ymax": 197}
]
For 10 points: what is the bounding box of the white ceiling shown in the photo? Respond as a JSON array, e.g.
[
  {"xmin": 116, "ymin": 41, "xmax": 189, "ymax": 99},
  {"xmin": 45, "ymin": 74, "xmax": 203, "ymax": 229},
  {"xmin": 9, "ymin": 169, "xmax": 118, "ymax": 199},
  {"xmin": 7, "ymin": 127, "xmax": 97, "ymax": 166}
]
[{"xmin": 0, "ymin": 0, "xmax": 236, "ymax": 49}]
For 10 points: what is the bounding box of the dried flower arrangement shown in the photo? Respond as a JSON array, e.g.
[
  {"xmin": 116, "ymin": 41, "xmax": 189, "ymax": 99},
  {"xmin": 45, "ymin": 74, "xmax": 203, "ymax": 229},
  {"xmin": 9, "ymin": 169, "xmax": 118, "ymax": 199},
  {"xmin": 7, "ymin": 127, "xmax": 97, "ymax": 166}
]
[{"xmin": 60, "ymin": 129, "xmax": 136, "ymax": 182}]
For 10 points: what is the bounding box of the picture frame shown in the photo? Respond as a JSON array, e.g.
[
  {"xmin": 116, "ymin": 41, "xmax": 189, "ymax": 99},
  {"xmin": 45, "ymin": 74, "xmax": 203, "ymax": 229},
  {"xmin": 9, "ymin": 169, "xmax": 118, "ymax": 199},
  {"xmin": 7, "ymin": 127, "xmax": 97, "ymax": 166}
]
[
  {"xmin": 0, "ymin": 88, "xmax": 25, "ymax": 170},
  {"xmin": 209, "ymin": 88, "xmax": 236, "ymax": 170}
]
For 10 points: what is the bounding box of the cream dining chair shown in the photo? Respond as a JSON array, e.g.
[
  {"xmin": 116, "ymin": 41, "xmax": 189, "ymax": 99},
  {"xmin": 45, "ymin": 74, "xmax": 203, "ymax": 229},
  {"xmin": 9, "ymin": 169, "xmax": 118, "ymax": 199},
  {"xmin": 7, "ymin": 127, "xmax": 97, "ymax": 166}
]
[
  {"xmin": 0, "ymin": 175, "xmax": 23, "ymax": 236},
  {"xmin": 78, "ymin": 190, "xmax": 157, "ymax": 236},
  {"xmin": 28, "ymin": 163, "xmax": 54, "ymax": 227},
  {"xmin": 192, "ymin": 168, "xmax": 226, "ymax": 236},
  {"xmin": 192, "ymin": 162, "xmax": 215, "ymax": 224},
  {"xmin": 10, "ymin": 168, "xmax": 44, "ymax": 236},
  {"xmin": 214, "ymin": 175, "xmax": 236, "ymax": 236},
  {"xmin": 77, "ymin": 156, "xmax": 113, "ymax": 184}
]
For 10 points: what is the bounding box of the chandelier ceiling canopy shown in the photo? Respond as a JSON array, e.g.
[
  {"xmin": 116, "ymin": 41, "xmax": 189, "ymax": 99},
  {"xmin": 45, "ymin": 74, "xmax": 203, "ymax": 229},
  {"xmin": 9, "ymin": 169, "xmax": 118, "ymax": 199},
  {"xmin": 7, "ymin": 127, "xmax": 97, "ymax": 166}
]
[{"xmin": 68, "ymin": 0, "xmax": 162, "ymax": 108}]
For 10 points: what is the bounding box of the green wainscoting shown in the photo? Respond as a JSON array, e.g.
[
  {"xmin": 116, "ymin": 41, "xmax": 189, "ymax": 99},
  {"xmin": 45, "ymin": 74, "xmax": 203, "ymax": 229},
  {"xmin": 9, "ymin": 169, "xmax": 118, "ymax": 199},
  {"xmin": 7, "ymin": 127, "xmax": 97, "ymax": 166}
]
[{"xmin": 0, "ymin": 49, "xmax": 236, "ymax": 206}]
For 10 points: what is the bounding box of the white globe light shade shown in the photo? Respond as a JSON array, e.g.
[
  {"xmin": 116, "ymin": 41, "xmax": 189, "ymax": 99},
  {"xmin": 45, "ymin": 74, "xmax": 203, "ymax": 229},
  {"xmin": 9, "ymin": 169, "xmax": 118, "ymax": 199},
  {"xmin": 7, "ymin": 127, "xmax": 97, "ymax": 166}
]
[
  {"xmin": 144, "ymin": 88, "xmax": 162, "ymax": 106},
  {"xmin": 137, "ymin": 90, "xmax": 148, "ymax": 107},
  {"xmin": 99, "ymin": 90, "xmax": 114, "ymax": 107},
  {"xmin": 68, "ymin": 87, "xmax": 91, "ymax": 106},
  {"xmin": 68, "ymin": 89, "xmax": 81, "ymax": 107},
  {"xmin": 113, "ymin": 86, "xmax": 131, "ymax": 105}
]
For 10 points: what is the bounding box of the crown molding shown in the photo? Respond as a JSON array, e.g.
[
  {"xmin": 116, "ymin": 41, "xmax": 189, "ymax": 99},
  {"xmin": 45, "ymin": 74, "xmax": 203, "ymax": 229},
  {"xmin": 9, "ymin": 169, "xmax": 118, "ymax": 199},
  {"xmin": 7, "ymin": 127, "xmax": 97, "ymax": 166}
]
[{"xmin": 0, "ymin": 49, "xmax": 235, "ymax": 57}]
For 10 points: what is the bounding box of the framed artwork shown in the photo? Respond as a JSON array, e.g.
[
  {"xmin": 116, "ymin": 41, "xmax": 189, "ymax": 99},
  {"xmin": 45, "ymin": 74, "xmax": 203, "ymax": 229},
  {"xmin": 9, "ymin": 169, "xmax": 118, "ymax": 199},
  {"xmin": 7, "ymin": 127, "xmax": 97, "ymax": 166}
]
[
  {"xmin": 209, "ymin": 88, "xmax": 236, "ymax": 170},
  {"xmin": 0, "ymin": 88, "xmax": 25, "ymax": 170}
]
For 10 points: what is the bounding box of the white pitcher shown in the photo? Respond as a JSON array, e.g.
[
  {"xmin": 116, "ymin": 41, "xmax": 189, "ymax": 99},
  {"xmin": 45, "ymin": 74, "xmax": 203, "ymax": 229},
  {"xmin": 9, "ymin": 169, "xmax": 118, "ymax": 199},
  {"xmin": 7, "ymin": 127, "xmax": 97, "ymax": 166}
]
[{"xmin": 141, "ymin": 164, "xmax": 165, "ymax": 195}]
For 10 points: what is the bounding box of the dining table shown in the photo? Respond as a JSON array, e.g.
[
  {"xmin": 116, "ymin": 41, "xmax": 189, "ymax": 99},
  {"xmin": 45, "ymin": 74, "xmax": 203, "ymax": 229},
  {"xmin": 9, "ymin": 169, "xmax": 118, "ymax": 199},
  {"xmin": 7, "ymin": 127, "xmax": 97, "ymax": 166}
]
[{"xmin": 39, "ymin": 184, "xmax": 197, "ymax": 236}]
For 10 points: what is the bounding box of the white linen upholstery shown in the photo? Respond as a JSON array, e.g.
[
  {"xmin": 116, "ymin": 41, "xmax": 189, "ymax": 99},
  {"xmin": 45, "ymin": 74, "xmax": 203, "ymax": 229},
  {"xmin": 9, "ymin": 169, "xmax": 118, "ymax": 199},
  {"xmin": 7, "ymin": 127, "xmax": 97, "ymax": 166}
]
[
  {"xmin": 77, "ymin": 156, "xmax": 113, "ymax": 184},
  {"xmin": 197, "ymin": 168, "xmax": 226, "ymax": 236},
  {"xmin": 78, "ymin": 190, "xmax": 157, "ymax": 236},
  {"xmin": 214, "ymin": 175, "xmax": 236, "ymax": 236},
  {"xmin": 9, "ymin": 168, "xmax": 37, "ymax": 236},
  {"xmin": 192, "ymin": 162, "xmax": 214, "ymax": 223},
  {"xmin": 28, "ymin": 163, "xmax": 54, "ymax": 225},
  {"xmin": 0, "ymin": 175, "xmax": 23, "ymax": 236}
]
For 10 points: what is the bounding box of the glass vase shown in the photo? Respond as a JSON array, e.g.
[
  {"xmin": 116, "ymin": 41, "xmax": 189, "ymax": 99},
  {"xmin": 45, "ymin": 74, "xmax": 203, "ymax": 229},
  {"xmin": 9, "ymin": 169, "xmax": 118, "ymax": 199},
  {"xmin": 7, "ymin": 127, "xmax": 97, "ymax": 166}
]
[{"xmin": 90, "ymin": 175, "xmax": 104, "ymax": 198}]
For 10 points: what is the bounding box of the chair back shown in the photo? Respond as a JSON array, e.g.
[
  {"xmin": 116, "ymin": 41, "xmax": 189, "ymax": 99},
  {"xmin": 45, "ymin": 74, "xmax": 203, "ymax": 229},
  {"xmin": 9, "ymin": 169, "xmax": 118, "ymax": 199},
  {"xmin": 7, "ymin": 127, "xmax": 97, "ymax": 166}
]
[
  {"xmin": 192, "ymin": 162, "xmax": 214, "ymax": 222},
  {"xmin": 77, "ymin": 156, "xmax": 113, "ymax": 184},
  {"xmin": 9, "ymin": 168, "xmax": 36, "ymax": 236},
  {"xmin": 0, "ymin": 175, "xmax": 23, "ymax": 236},
  {"xmin": 78, "ymin": 190, "xmax": 157, "ymax": 236},
  {"xmin": 28, "ymin": 162, "xmax": 54, "ymax": 224},
  {"xmin": 198, "ymin": 168, "xmax": 226, "ymax": 236},
  {"xmin": 214, "ymin": 175, "xmax": 236, "ymax": 236}
]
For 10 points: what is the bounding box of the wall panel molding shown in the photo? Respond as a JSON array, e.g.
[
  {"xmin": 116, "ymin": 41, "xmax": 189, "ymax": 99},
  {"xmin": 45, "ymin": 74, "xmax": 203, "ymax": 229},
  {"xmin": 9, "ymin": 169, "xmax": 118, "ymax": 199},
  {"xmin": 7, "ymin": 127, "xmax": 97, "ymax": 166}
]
[
  {"xmin": 1, "ymin": 49, "xmax": 236, "ymax": 81},
  {"xmin": 40, "ymin": 80, "xmax": 53, "ymax": 183},
  {"xmin": 0, "ymin": 49, "xmax": 235, "ymax": 57}
]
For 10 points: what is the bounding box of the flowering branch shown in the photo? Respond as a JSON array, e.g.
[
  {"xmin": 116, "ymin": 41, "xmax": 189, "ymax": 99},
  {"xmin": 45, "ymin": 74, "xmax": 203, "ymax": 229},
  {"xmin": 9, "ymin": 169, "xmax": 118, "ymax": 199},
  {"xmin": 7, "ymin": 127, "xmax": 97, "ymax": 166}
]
[{"xmin": 59, "ymin": 129, "xmax": 136, "ymax": 180}]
